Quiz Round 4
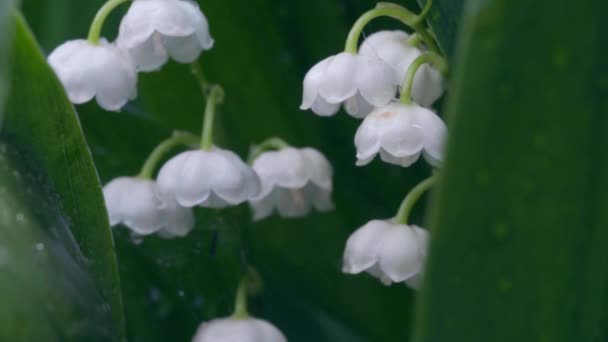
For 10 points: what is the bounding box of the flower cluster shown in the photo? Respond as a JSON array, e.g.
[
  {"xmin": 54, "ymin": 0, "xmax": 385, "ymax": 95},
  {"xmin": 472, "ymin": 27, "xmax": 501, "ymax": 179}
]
[
  {"xmin": 47, "ymin": 0, "xmax": 452, "ymax": 338},
  {"xmin": 298, "ymin": 2, "xmax": 450, "ymax": 290},
  {"xmin": 48, "ymin": 0, "xmax": 214, "ymax": 111}
]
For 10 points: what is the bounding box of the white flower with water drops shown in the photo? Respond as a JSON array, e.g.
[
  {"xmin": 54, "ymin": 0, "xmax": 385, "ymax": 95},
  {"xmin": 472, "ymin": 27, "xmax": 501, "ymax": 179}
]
[
  {"xmin": 103, "ymin": 177, "xmax": 194, "ymax": 237},
  {"xmin": 354, "ymin": 102, "xmax": 446, "ymax": 168},
  {"xmin": 192, "ymin": 317, "xmax": 287, "ymax": 342},
  {"xmin": 117, "ymin": 0, "xmax": 214, "ymax": 71},
  {"xmin": 359, "ymin": 30, "xmax": 445, "ymax": 108},
  {"xmin": 342, "ymin": 219, "xmax": 429, "ymax": 289},
  {"xmin": 156, "ymin": 148, "xmax": 261, "ymax": 208},
  {"xmin": 249, "ymin": 146, "xmax": 333, "ymax": 220},
  {"xmin": 47, "ymin": 39, "xmax": 137, "ymax": 111},
  {"xmin": 300, "ymin": 52, "xmax": 397, "ymax": 118}
]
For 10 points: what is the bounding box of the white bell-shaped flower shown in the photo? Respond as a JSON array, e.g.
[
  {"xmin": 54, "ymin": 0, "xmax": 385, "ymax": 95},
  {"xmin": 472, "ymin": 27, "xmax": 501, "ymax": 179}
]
[
  {"xmin": 359, "ymin": 30, "xmax": 445, "ymax": 108},
  {"xmin": 354, "ymin": 102, "xmax": 446, "ymax": 168},
  {"xmin": 342, "ymin": 219, "xmax": 429, "ymax": 289},
  {"xmin": 300, "ymin": 52, "xmax": 397, "ymax": 118},
  {"xmin": 47, "ymin": 39, "xmax": 137, "ymax": 111},
  {"xmin": 103, "ymin": 177, "xmax": 194, "ymax": 237},
  {"xmin": 117, "ymin": 0, "xmax": 214, "ymax": 71},
  {"xmin": 156, "ymin": 148, "xmax": 261, "ymax": 208},
  {"xmin": 192, "ymin": 317, "xmax": 286, "ymax": 342},
  {"xmin": 249, "ymin": 147, "xmax": 333, "ymax": 220}
]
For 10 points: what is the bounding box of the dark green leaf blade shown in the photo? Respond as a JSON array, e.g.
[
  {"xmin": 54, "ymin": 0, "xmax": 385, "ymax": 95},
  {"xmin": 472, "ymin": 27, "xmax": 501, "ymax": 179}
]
[
  {"xmin": 418, "ymin": 0, "xmax": 464, "ymax": 59},
  {"xmin": 415, "ymin": 1, "xmax": 608, "ymax": 341},
  {"xmin": 3, "ymin": 11, "xmax": 125, "ymax": 339},
  {"xmin": 0, "ymin": 0, "xmax": 11, "ymax": 116}
]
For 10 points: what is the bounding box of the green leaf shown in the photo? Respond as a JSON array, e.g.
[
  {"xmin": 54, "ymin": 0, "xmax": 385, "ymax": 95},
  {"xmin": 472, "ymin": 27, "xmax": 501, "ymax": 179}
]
[
  {"xmin": 419, "ymin": 0, "xmax": 464, "ymax": 59},
  {"xmin": 2, "ymin": 11, "xmax": 125, "ymax": 339},
  {"xmin": 415, "ymin": 1, "xmax": 608, "ymax": 341},
  {"xmin": 0, "ymin": 0, "xmax": 11, "ymax": 115}
]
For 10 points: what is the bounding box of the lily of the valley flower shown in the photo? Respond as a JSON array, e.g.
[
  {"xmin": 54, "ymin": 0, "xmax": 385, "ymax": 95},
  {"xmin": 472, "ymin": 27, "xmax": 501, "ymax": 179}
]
[
  {"xmin": 117, "ymin": 0, "xmax": 214, "ymax": 71},
  {"xmin": 249, "ymin": 147, "xmax": 333, "ymax": 220},
  {"xmin": 156, "ymin": 148, "xmax": 261, "ymax": 208},
  {"xmin": 342, "ymin": 219, "xmax": 429, "ymax": 289},
  {"xmin": 48, "ymin": 39, "xmax": 137, "ymax": 111},
  {"xmin": 354, "ymin": 102, "xmax": 446, "ymax": 168},
  {"xmin": 103, "ymin": 177, "xmax": 194, "ymax": 237},
  {"xmin": 300, "ymin": 52, "xmax": 397, "ymax": 118},
  {"xmin": 359, "ymin": 30, "xmax": 445, "ymax": 108},
  {"xmin": 192, "ymin": 317, "xmax": 287, "ymax": 342}
]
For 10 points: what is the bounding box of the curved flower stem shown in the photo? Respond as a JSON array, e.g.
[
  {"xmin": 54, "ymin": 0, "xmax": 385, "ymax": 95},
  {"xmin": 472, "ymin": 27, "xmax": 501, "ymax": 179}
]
[
  {"xmin": 190, "ymin": 62, "xmax": 210, "ymax": 98},
  {"xmin": 344, "ymin": 1, "xmax": 438, "ymax": 54},
  {"xmin": 232, "ymin": 276, "xmax": 249, "ymax": 320},
  {"xmin": 399, "ymin": 52, "xmax": 447, "ymax": 104},
  {"xmin": 87, "ymin": 0, "xmax": 131, "ymax": 44},
  {"xmin": 190, "ymin": 63, "xmax": 224, "ymax": 150},
  {"xmin": 395, "ymin": 174, "xmax": 438, "ymax": 224},
  {"xmin": 247, "ymin": 137, "xmax": 291, "ymax": 164},
  {"xmin": 407, "ymin": 33, "xmax": 422, "ymax": 47},
  {"xmin": 200, "ymin": 85, "xmax": 224, "ymax": 150},
  {"xmin": 137, "ymin": 132, "xmax": 200, "ymax": 179}
]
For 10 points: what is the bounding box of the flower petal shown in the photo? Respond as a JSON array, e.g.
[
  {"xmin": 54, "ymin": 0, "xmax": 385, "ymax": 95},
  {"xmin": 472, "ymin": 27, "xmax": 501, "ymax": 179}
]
[
  {"xmin": 127, "ymin": 34, "xmax": 169, "ymax": 72},
  {"xmin": 300, "ymin": 148, "xmax": 333, "ymax": 190},
  {"xmin": 412, "ymin": 106, "xmax": 447, "ymax": 167},
  {"xmin": 355, "ymin": 54, "xmax": 397, "ymax": 107},
  {"xmin": 318, "ymin": 52, "xmax": 358, "ymax": 103},
  {"xmin": 192, "ymin": 318, "xmax": 286, "ymax": 342},
  {"xmin": 118, "ymin": 0, "xmax": 195, "ymax": 48},
  {"xmin": 157, "ymin": 149, "xmax": 260, "ymax": 208},
  {"xmin": 252, "ymin": 148, "xmax": 311, "ymax": 198},
  {"xmin": 412, "ymin": 64, "xmax": 445, "ymax": 107},
  {"xmin": 311, "ymin": 96, "xmax": 340, "ymax": 116},
  {"xmin": 344, "ymin": 92, "xmax": 375, "ymax": 118},
  {"xmin": 301, "ymin": 56, "xmax": 331, "ymax": 110},
  {"xmin": 274, "ymin": 187, "xmax": 312, "ymax": 218},
  {"xmin": 342, "ymin": 220, "xmax": 393, "ymax": 274},
  {"xmin": 163, "ymin": 34, "xmax": 204, "ymax": 63},
  {"xmin": 102, "ymin": 177, "xmax": 164, "ymax": 235},
  {"xmin": 377, "ymin": 225, "xmax": 428, "ymax": 283}
]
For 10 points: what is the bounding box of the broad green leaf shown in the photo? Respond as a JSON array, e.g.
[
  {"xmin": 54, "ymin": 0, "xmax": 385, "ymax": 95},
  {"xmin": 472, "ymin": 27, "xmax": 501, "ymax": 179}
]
[
  {"xmin": 2, "ymin": 12, "xmax": 125, "ymax": 339},
  {"xmin": 0, "ymin": 0, "xmax": 11, "ymax": 116},
  {"xmin": 414, "ymin": 1, "xmax": 608, "ymax": 341},
  {"xmin": 0, "ymin": 140, "xmax": 116, "ymax": 341}
]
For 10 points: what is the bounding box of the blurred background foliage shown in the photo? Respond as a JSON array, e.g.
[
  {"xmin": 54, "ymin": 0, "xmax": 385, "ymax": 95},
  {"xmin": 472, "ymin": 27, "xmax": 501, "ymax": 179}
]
[{"xmin": 7, "ymin": 0, "xmax": 461, "ymax": 341}]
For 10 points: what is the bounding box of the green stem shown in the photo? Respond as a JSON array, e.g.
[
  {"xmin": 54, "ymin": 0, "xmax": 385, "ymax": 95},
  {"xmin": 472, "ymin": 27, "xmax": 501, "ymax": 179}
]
[
  {"xmin": 190, "ymin": 62, "xmax": 209, "ymax": 98},
  {"xmin": 247, "ymin": 137, "xmax": 290, "ymax": 164},
  {"xmin": 395, "ymin": 174, "xmax": 438, "ymax": 224},
  {"xmin": 344, "ymin": 1, "xmax": 438, "ymax": 54},
  {"xmin": 137, "ymin": 132, "xmax": 200, "ymax": 179},
  {"xmin": 232, "ymin": 276, "xmax": 249, "ymax": 319},
  {"xmin": 87, "ymin": 0, "xmax": 131, "ymax": 44},
  {"xmin": 407, "ymin": 33, "xmax": 423, "ymax": 47},
  {"xmin": 399, "ymin": 52, "xmax": 447, "ymax": 104},
  {"xmin": 200, "ymin": 85, "xmax": 224, "ymax": 150},
  {"xmin": 190, "ymin": 63, "xmax": 224, "ymax": 150}
]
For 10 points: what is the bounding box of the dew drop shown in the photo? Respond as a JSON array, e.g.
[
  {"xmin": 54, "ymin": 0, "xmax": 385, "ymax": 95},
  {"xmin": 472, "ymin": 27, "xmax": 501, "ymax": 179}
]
[
  {"xmin": 15, "ymin": 213, "xmax": 25, "ymax": 223},
  {"xmin": 177, "ymin": 290, "xmax": 185, "ymax": 298},
  {"xmin": 35, "ymin": 242, "xmax": 45, "ymax": 251}
]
